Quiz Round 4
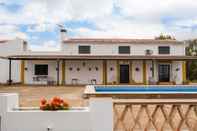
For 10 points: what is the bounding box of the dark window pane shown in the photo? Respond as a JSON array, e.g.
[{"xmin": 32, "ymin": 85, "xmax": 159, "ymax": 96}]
[
  {"xmin": 79, "ymin": 46, "xmax": 90, "ymax": 54},
  {"xmin": 158, "ymin": 46, "xmax": 170, "ymax": 54},
  {"xmin": 119, "ymin": 46, "xmax": 130, "ymax": 54},
  {"xmin": 35, "ymin": 65, "xmax": 48, "ymax": 75}
]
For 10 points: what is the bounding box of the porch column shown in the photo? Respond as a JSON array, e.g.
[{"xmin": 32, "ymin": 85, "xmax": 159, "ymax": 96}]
[
  {"xmin": 182, "ymin": 61, "xmax": 187, "ymax": 82},
  {"xmin": 152, "ymin": 60, "xmax": 154, "ymax": 78},
  {"xmin": 143, "ymin": 60, "xmax": 147, "ymax": 85},
  {"xmin": 129, "ymin": 60, "xmax": 133, "ymax": 84},
  {"xmin": 116, "ymin": 60, "xmax": 119, "ymax": 84},
  {"xmin": 61, "ymin": 60, "xmax": 65, "ymax": 85},
  {"xmin": 103, "ymin": 60, "xmax": 107, "ymax": 85},
  {"xmin": 56, "ymin": 60, "xmax": 60, "ymax": 86},
  {"xmin": 20, "ymin": 60, "xmax": 25, "ymax": 84},
  {"xmin": 8, "ymin": 58, "xmax": 12, "ymax": 85}
]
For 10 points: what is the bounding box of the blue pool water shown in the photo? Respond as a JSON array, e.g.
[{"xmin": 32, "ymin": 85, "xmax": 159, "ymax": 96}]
[{"xmin": 95, "ymin": 86, "xmax": 197, "ymax": 93}]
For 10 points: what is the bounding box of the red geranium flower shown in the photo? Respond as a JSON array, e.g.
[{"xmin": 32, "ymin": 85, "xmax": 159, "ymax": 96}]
[
  {"xmin": 40, "ymin": 98, "xmax": 47, "ymax": 105},
  {"xmin": 40, "ymin": 97, "xmax": 69, "ymax": 111}
]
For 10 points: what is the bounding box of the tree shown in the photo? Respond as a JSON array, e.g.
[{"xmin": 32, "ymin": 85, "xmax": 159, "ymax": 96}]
[
  {"xmin": 185, "ymin": 39, "xmax": 197, "ymax": 81},
  {"xmin": 187, "ymin": 61, "xmax": 197, "ymax": 81},
  {"xmin": 155, "ymin": 33, "xmax": 176, "ymax": 40},
  {"xmin": 185, "ymin": 39, "xmax": 197, "ymax": 56}
]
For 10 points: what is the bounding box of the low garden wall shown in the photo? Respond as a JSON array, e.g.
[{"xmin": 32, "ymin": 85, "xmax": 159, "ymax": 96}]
[
  {"xmin": 0, "ymin": 93, "xmax": 113, "ymax": 131},
  {"xmin": 2, "ymin": 88, "xmax": 197, "ymax": 131},
  {"xmin": 6, "ymin": 110, "xmax": 90, "ymax": 131}
]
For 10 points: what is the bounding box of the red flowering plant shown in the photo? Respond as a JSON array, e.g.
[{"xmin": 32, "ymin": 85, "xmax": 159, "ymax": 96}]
[{"xmin": 40, "ymin": 96, "xmax": 69, "ymax": 111}]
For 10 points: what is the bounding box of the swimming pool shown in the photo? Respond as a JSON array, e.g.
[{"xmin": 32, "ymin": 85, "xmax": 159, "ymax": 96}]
[
  {"xmin": 95, "ymin": 86, "xmax": 197, "ymax": 94},
  {"xmin": 84, "ymin": 85, "xmax": 197, "ymax": 99}
]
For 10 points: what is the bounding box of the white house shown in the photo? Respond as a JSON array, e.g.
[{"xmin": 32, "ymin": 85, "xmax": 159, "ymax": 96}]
[
  {"xmin": 0, "ymin": 29, "xmax": 194, "ymax": 85},
  {"xmin": 0, "ymin": 38, "xmax": 27, "ymax": 84}
]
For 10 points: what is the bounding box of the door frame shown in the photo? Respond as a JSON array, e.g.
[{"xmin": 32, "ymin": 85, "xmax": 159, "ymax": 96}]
[
  {"xmin": 158, "ymin": 63, "xmax": 171, "ymax": 82},
  {"xmin": 119, "ymin": 64, "xmax": 130, "ymax": 84}
]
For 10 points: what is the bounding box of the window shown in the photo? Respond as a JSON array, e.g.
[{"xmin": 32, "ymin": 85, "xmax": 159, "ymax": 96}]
[
  {"xmin": 119, "ymin": 46, "xmax": 130, "ymax": 54},
  {"xmin": 78, "ymin": 46, "xmax": 90, "ymax": 54},
  {"xmin": 34, "ymin": 65, "xmax": 48, "ymax": 75},
  {"xmin": 158, "ymin": 46, "xmax": 170, "ymax": 54}
]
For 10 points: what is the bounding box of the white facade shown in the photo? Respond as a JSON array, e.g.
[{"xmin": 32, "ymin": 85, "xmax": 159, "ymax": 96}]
[
  {"xmin": 0, "ymin": 38, "xmax": 27, "ymax": 84},
  {"xmin": 0, "ymin": 35, "xmax": 187, "ymax": 85},
  {"xmin": 65, "ymin": 60, "xmax": 103, "ymax": 85},
  {"xmin": 62, "ymin": 42, "xmax": 185, "ymax": 56},
  {"xmin": 24, "ymin": 60, "xmax": 62, "ymax": 85}
]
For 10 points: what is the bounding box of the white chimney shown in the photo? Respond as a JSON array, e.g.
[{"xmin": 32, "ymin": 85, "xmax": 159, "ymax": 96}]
[{"xmin": 60, "ymin": 28, "xmax": 68, "ymax": 41}]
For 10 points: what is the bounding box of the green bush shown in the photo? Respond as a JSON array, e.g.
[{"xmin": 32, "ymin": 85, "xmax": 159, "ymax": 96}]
[{"xmin": 188, "ymin": 61, "xmax": 197, "ymax": 81}]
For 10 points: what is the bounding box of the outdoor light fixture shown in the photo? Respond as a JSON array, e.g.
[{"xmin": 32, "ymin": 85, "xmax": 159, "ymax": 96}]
[
  {"xmin": 176, "ymin": 68, "xmax": 180, "ymax": 71},
  {"xmin": 46, "ymin": 126, "xmax": 52, "ymax": 131},
  {"xmin": 135, "ymin": 67, "xmax": 140, "ymax": 71},
  {"xmin": 82, "ymin": 62, "xmax": 86, "ymax": 67},
  {"xmin": 24, "ymin": 67, "xmax": 28, "ymax": 71},
  {"xmin": 110, "ymin": 67, "xmax": 114, "ymax": 71}
]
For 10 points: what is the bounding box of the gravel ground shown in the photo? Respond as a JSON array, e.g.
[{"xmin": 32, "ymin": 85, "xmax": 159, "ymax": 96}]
[{"xmin": 0, "ymin": 85, "xmax": 87, "ymax": 107}]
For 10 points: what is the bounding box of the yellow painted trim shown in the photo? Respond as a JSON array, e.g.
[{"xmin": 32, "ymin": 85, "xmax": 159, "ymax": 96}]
[
  {"xmin": 20, "ymin": 60, "xmax": 25, "ymax": 84},
  {"xmin": 182, "ymin": 61, "xmax": 186, "ymax": 82},
  {"xmin": 61, "ymin": 60, "xmax": 65, "ymax": 85},
  {"xmin": 116, "ymin": 60, "xmax": 119, "ymax": 84},
  {"xmin": 102, "ymin": 60, "xmax": 104, "ymax": 84},
  {"xmin": 103, "ymin": 60, "xmax": 107, "ymax": 85},
  {"xmin": 143, "ymin": 60, "xmax": 147, "ymax": 85}
]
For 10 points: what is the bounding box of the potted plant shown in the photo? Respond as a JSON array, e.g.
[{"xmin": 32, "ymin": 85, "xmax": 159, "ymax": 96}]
[{"xmin": 40, "ymin": 96, "xmax": 69, "ymax": 111}]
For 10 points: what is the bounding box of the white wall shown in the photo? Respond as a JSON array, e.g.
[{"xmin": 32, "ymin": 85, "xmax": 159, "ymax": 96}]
[
  {"xmin": 0, "ymin": 93, "xmax": 19, "ymax": 131},
  {"xmin": 0, "ymin": 38, "xmax": 25, "ymax": 84},
  {"xmin": 0, "ymin": 94, "xmax": 91, "ymax": 131},
  {"xmin": 89, "ymin": 97, "xmax": 113, "ymax": 131},
  {"xmin": 172, "ymin": 61, "xmax": 183, "ymax": 84},
  {"xmin": 0, "ymin": 38, "xmax": 26, "ymax": 56},
  {"xmin": 0, "ymin": 59, "xmax": 21, "ymax": 83},
  {"xmin": 107, "ymin": 60, "xmax": 117, "ymax": 84},
  {"xmin": 7, "ymin": 110, "xmax": 91, "ymax": 131},
  {"xmin": 132, "ymin": 61, "xmax": 143, "ymax": 83},
  {"xmin": 65, "ymin": 60, "xmax": 103, "ymax": 85},
  {"xmin": 24, "ymin": 60, "xmax": 103, "ymax": 85},
  {"xmin": 24, "ymin": 60, "xmax": 61, "ymax": 85},
  {"xmin": 131, "ymin": 43, "xmax": 185, "ymax": 56},
  {"xmin": 23, "ymin": 60, "xmax": 184, "ymax": 85},
  {"xmin": 0, "ymin": 93, "xmax": 113, "ymax": 131},
  {"xmin": 146, "ymin": 60, "xmax": 153, "ymax": 82},
  {"xmin": 62, "ymin": 42, "xmax": 185, "ymax": 56}
]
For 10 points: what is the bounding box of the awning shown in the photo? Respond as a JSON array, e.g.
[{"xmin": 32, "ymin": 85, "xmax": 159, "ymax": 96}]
[{"xmin": 5, "ymin": 54, "xmax": 197, "ymax": 60}]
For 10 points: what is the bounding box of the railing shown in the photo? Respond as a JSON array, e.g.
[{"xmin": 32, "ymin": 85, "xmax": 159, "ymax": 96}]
[{"xmin": 113, "ymin": 99, "xmax": 197, "ymax": 131}]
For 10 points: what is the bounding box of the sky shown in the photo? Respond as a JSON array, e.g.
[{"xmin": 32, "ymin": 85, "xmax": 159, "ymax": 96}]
[{"xmin": 0, "ymin": 0, "xmax": 197, "ymax": 51}]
